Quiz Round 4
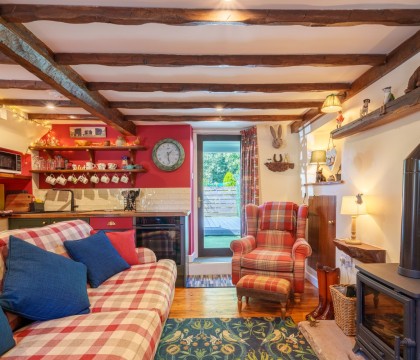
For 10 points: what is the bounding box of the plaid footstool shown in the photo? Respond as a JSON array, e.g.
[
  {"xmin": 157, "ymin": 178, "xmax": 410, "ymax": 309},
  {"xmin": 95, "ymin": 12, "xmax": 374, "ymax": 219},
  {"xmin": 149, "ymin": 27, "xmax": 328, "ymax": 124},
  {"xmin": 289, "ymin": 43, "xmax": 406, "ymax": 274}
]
[{"xmin": 236, "ymin": 275, "xmax": 291, "ymax": 319}]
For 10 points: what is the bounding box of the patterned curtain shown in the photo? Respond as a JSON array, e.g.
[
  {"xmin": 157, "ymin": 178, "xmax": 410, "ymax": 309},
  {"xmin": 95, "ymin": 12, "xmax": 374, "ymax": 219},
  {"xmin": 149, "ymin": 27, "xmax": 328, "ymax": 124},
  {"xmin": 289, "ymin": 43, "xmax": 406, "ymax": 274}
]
[{"xmin": 240, "ymin": 126, "xmax": 259, "ymax": 235}]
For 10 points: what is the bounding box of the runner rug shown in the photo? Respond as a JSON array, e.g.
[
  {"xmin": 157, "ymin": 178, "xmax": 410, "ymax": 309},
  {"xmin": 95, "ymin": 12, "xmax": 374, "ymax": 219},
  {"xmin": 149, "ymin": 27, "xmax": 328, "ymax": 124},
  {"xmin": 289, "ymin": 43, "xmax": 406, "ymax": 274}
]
[
  {"xmin": 186, "ymin": 274, "xmax": 234, "ymax": 288},
  {"xmin": 154, "ymin": 316, "xmax": 318, "ymax": 359}
]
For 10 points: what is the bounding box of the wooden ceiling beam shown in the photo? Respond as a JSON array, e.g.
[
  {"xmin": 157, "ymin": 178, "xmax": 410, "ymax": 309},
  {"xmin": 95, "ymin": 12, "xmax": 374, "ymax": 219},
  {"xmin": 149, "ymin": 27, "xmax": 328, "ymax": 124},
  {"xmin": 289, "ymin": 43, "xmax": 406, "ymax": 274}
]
[
  {"xmin": 0, "ymin": 79, "xmax": 351, "ymax": 93},
  {"xmin": 124, "ymin": 115, "xmax": 301, "ymax": 122},
  {"xmin": 54, "ymin": 53, "xmax": 386, "ymax": 67},
  {"xmin": 290, "ymin": 30, "xmax": 420, "ymax": 132},
  {"xmin": 110, "ymin": 101, "xmax": 322, "ymax": 109},
  {"xmin": 1, "ymin": 98, "xmax": 322, "ymax": 110},
  {"xmin": 1, "ymin": 6, "xmax": 419, "ymax": 26},
  {"xmin": 28, "ymin": 113, "xmax": 100, "ymax": 120},
  {"xmin": 0, "ymin": 19, "xmax": 136, "ymax": 135},
  {"xmin": 0, "ymin": 79, "xmax": 53, "ymax": 90}
]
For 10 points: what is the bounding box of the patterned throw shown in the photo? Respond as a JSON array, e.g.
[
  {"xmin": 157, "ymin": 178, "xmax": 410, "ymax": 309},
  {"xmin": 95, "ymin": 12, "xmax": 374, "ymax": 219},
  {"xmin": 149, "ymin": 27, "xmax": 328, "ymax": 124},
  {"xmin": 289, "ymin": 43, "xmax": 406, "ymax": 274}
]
[
  {"xmin": 155, "ymin": 317, "xmax": 318, "ymax": 359},
  {"xmin": 186, "ymin": 274, "xmax": 233, "ymax": 288}
]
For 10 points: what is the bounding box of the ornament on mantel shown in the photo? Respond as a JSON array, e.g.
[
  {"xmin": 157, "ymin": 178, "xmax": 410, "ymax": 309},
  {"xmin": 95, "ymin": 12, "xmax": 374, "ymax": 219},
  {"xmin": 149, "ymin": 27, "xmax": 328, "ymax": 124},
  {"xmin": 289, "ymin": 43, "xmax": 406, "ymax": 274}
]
[{"xmin": 335, "ymin": 111, "xmax": 344, "ymax": 128}]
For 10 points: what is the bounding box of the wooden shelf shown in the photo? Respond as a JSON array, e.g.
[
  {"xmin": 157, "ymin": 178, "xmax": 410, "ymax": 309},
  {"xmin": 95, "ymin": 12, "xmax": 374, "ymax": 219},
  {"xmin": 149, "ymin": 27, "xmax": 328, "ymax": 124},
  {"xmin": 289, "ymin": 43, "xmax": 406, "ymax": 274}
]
[
  {"xmin": 0, "ymin": 172, "xmax": 32, "ymax": 180},
  {"xmin": 29, "ymin": 145, "xmax": 146, "ymax": 151},
  {"xmin": 333, "ymin": 239, "xmax": 386, "ymax": 263},
  {"xmin": 30, "ymin": 169, "xmax": 146, "ymax": 174},
  {"xmin": 304, "ymin": 180, "xmax": 344, "ymax": 186},
  {"xmin": 331, "ymin": 87, "xmax": 420, "ymax": 139}
]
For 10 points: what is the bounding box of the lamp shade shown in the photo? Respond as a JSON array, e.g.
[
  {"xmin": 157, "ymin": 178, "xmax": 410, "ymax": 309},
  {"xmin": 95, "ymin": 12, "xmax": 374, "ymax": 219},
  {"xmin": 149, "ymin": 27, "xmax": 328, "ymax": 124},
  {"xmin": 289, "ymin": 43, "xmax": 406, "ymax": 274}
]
[
  {"xmin": 321, "ymin": 94, "xmax": 342, "ymax": 113},
  {"xmin": 341, "ymin": 196, "xmax": 368, "ymax": 216},
  {"xmin": 310, "ymin": 150, "xmax": 327, "ymax": 164}
]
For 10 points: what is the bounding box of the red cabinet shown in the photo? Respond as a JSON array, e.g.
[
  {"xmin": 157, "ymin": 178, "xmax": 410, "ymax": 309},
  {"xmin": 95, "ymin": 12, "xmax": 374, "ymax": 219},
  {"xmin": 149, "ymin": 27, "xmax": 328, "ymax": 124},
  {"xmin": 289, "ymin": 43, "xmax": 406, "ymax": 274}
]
[{"xmin": 90, "ymin": 217, "xmax": 133, "ymax": 231}]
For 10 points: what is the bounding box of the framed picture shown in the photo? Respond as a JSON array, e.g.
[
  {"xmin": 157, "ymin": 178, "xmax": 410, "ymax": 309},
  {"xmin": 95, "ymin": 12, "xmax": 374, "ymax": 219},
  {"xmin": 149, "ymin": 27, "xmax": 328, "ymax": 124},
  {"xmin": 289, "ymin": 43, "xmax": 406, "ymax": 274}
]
[{"xmin": 69, "ymin": 126, "xmax": 106, "ymax": 138}]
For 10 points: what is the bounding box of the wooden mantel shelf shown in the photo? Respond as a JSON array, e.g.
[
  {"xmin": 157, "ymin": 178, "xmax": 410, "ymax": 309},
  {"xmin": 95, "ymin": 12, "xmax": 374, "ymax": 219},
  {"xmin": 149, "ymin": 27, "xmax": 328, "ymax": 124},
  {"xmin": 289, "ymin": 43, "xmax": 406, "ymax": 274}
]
[
  {"xmin": 331, "ymin": 86, "xmax": 420, "ymax": 139},
  {"xmin": 333, "ymin": 239, "xmax": 386, "ymax": 263}
]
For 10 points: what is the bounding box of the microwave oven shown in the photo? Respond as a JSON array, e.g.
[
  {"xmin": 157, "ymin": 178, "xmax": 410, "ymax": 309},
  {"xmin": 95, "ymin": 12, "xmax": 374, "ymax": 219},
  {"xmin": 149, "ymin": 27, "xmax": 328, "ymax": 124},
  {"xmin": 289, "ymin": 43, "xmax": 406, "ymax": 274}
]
[{"xmin": 0, "ymin": 150, "xmax": 22, "ymax": 174}]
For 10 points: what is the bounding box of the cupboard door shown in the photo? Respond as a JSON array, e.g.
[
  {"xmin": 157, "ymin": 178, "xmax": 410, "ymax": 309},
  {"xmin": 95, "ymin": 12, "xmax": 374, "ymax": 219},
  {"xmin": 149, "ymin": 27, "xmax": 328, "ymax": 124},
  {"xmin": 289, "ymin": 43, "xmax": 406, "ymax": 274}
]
[{"xmin": 308, "ymin": 195, "xmax": 336, "ymax": 269}]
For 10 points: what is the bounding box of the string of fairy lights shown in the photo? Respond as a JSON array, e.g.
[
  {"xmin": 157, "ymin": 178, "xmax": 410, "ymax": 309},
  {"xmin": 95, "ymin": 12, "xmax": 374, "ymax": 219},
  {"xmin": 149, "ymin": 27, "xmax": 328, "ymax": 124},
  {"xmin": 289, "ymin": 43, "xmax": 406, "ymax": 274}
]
[{"xmin": 2, "ymin": 105, "xmax": 52, "ymax": 130}]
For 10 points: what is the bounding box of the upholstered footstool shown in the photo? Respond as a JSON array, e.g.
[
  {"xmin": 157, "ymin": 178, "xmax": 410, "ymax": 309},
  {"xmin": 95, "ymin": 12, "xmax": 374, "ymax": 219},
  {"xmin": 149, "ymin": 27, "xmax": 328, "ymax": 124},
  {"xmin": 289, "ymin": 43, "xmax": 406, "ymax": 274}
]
[{"xmin": 236, "ymin": 275, "xmax": 291, "ymax": 319}]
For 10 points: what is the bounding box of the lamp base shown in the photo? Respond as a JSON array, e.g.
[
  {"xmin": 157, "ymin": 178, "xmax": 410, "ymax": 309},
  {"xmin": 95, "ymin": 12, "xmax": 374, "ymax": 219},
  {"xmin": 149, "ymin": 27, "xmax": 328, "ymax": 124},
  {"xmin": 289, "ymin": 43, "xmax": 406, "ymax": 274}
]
[{"xmin": 344, "ymin": 238, "xmax": 362, "ymax": 245}]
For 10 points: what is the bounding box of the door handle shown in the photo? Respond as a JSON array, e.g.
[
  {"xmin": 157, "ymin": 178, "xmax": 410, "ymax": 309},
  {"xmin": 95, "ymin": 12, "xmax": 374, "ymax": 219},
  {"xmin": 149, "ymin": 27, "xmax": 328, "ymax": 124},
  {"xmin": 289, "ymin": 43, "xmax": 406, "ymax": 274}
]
[
  {"xmin": 328, "ymin": 220, "xmax": 335, "ymax": 225},
  {"xmin": 197, "ymin": 196, "xmax": 202, "ymax": 209}
]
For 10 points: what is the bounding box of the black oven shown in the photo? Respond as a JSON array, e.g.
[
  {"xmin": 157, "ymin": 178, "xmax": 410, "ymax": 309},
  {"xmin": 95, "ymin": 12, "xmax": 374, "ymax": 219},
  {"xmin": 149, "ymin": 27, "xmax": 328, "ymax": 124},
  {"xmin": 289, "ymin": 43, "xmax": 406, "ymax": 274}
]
[{"xmin": 135, "ymin": 216, "xmax": 188, "ymax": 286}]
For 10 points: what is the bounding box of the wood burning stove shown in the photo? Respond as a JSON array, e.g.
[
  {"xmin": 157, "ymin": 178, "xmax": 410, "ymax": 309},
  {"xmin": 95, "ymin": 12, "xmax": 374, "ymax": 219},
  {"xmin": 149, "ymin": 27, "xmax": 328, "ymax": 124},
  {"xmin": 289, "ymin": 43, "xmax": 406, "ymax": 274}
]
[{"xmin": 355, "ymin": 263, "xmax": 419, "ymax": 360}]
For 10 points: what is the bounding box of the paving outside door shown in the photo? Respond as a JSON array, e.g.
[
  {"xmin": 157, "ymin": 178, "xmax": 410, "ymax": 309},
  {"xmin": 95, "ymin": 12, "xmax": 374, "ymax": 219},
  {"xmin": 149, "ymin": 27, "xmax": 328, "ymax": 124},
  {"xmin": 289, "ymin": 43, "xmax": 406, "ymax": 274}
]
[{"xmin": 197, "ymin": 135, "xmax": 241, "ymax": 257}]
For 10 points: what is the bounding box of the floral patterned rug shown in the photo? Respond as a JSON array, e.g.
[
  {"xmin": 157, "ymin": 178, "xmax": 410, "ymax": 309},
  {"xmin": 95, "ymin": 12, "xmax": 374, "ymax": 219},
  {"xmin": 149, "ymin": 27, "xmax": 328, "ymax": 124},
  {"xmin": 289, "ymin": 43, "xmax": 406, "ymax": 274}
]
[{"xmin": 155, "ymin": 316, "xmax": 318, "ymax": 359}]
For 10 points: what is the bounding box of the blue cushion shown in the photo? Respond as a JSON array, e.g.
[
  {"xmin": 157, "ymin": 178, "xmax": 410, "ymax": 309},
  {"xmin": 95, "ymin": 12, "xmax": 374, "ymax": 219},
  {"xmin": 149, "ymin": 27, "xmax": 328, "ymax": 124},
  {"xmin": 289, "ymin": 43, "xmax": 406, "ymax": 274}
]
[
  {"xmin": 64, "ymin": 231, "xmax": 130, "ymax": 288},
  {"xmin": 0, "ymin": 236, "xmax": 90, "ymax": 321},
  {"xmin": 0, "ymin": 306, "xmax": 15, "ymax": 355}
]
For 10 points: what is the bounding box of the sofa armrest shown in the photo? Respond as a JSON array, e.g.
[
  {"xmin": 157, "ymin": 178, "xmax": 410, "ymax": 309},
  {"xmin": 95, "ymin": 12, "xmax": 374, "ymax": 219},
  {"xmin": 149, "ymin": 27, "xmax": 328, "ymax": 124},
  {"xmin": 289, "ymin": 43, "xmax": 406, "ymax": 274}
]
[
  {"xmin": 136, "ymin": 247, "xmax": 157, "ymax": 264},
  {"xmin": 292, "ymin": 238, "xmax": 312, "ymax": 260}
]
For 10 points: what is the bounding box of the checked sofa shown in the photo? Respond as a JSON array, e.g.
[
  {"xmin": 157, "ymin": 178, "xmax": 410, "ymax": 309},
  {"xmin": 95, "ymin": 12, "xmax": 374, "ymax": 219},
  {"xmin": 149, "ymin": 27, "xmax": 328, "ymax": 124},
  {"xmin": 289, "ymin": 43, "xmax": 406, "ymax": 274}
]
[
  {"xmin": 230, "ymin": 202, "xmax": 311, "ymax": 303},
  {"xmin": 0, "ymin": 219, "xmax": 177, "ymax": 359}
]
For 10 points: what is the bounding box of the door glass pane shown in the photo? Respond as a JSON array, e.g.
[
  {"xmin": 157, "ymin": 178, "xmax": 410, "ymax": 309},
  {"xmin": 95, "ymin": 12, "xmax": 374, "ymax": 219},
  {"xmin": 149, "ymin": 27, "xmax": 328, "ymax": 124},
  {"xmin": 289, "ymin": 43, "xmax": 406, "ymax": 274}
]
[{"xmin": 202, "ymin": 140, "xmax": 241, "ymax": 250}]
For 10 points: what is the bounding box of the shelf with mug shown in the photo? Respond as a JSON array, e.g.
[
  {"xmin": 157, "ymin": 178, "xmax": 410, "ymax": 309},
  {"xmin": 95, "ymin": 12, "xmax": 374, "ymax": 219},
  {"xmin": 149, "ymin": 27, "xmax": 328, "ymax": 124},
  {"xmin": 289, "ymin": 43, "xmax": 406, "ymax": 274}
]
[
  {"xmin": 30, "ymin": 169, "xmax": 146, "ymax": 187},
  {"xmin": 29, "ymin": 145, "xmax": 146, "ymax": 163}
]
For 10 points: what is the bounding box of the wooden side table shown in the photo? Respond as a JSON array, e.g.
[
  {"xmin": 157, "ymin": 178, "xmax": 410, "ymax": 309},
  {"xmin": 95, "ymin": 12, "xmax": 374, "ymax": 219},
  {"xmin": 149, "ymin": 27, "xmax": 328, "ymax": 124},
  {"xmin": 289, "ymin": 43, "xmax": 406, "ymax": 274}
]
[{"xmin": 333, "ymin": 239, "xmax": 385, "ymax": 263}]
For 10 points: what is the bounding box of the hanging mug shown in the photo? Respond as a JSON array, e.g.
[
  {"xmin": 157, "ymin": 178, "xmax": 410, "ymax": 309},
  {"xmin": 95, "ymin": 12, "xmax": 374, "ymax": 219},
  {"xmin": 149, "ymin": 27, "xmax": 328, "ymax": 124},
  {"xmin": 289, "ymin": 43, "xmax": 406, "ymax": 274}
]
[
  {"xmin": 56, "ymin": 174, "xmax": 67, "ymax": 186},
  {"xmin": 90, "ymin": 173, "xmax": 100, "ymax": 184},
  {"xmin": 100, "ymin": 174, "xmax": 110, "ymax": 184},
  {"xmin": 120, "ymin": 174, "xmax": 129, "ymax": 184},
  {"xmin": 111, "ymin": 174, "xmax": 120, "ymax": 184},
  {"xmin": 45, "ymin": 174, "xmax": 56, "ymax": 185}
]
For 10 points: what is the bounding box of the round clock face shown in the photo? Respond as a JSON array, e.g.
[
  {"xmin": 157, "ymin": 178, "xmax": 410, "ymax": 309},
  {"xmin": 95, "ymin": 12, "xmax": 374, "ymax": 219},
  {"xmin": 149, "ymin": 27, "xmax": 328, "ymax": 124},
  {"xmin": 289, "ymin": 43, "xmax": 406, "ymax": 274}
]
[{"xmin": 152, "ymin": 138, "xmax": 185, "ymax": 171}]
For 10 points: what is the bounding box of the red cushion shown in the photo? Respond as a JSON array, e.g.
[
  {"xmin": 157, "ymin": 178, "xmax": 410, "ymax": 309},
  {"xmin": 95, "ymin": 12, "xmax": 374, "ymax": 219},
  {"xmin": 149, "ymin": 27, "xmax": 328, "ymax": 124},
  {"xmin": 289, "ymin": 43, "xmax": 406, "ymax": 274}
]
[
  {"xmin": 90, "ymin": 229, "xmax": 139, "ymax": 265},
  {"xmin": 260, "ymin": 202, "xmax": 297, "ymax": 231}
]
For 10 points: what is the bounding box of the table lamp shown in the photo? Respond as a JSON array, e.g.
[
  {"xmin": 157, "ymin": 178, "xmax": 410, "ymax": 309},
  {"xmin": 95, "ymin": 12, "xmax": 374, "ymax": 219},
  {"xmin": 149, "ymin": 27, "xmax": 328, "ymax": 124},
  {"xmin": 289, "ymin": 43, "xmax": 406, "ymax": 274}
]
[
  {"xmin": 340, "ymin": 194, "xmax": 368, "ymax": 245},
  {"xmin": 310, "ymin": 150, "xmax": 327, "ymax": 182}
]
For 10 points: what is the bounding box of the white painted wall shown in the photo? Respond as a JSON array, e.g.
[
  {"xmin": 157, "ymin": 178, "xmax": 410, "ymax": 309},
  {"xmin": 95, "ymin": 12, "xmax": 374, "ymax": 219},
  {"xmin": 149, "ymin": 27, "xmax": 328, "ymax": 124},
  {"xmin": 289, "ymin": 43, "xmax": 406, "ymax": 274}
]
[
  {"xmin": 257, "ymin": 123, "xmax": 304, "ymax": 204},
  {"xmin": 301, "ymin": 54, "xmax": 420, "ymax": 282}
]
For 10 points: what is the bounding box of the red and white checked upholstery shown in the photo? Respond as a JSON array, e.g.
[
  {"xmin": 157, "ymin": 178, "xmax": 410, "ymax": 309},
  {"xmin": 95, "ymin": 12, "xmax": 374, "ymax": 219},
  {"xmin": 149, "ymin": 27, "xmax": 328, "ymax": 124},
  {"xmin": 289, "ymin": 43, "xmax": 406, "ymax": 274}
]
[
  {"xmin": 2, "ymin": 310, "xmax": 162, "ymax": 360},
  {"xmin": 237, "ymin": 274, "xmax": 291, "ymax": 295},
  {"xmin": 231, "ymin": 202, "xmax": 311, "ymax": 294},
  {"xmin": 88, "ymin": 259, "xmax": 176, "ymax": 322},
  {"xmin": 0, "ymin": 220, "xmax": 177, "ymax": 359}
]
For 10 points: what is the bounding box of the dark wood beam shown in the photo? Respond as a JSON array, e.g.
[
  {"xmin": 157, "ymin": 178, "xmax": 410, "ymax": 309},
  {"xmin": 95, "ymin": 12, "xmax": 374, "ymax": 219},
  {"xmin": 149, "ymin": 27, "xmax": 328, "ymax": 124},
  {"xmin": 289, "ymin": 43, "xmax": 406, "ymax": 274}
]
[
  {"xmin": 347, "ymin": 30, "xmax": 420, "ymax": 98},
  {"xmin": 110, "ymin": 101, "xmax": 322, "ymax": 109},
  {"xmin": 0, "ymin": 19, "xmax": 136, "ymax": 135},
  {"xmin": 28, "ymin": 113, "xmax": 100, "ymax": 120},
  {"xmin": 290, "ymin": 108, "xmax": 323, "ymax": 133},
  {"xmin": 0, "ymin": 99, "xmax": 76, "ymax": 107},
  {"xmin": 0, "ymin": 99, "xmax": 322, "ymax": 109},
  {"xmin": 88, "ymin": 82, "xmax": 351, "ymax": 93},
  {"xmin": 54, "ymin": 53, "xmax": 386, "ymax": 67},
  {"xmin": 125, "ymin": 115, "xmax": 301, "ymax": 122},
  {"xmin": 290, "ymin": 30, "xmax": 420, "ymax": 132},
  {"xmin": 331, "ymin": 87, "xmax": 420, "ymax": 139},
  {"xmin": 0, "ymin": 79, "xmax": 52, "ymax": 90},
  {"xmin": 1, "ymin": 6, "xmax": 419, "ymax": 26},
  {"xmin": 0, "ymin": 79, "xmax": 351, "ymax": 93}
]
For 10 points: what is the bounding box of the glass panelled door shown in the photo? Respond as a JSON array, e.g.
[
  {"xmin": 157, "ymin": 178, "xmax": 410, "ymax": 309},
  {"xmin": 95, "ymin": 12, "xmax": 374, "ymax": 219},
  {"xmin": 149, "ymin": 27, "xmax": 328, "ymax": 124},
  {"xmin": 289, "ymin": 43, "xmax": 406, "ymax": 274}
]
[{"xmin": 197, "ymin": 135, "xmax": 241, "ymax": 257}]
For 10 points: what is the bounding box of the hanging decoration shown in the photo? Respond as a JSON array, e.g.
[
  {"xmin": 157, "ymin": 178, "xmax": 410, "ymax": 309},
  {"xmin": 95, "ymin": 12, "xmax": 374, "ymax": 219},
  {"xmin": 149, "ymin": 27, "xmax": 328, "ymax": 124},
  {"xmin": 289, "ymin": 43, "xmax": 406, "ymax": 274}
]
[{"xmin": 326, "ymin": 135, "xmax": 337, "ymax": 170}]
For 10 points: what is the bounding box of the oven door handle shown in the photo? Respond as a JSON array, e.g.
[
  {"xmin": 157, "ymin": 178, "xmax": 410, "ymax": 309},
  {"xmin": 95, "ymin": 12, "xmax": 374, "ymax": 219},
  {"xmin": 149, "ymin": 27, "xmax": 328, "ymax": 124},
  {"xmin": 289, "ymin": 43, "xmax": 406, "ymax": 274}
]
[{"xmin": 136, "ymin": 225, "xmax": 178, "ymax": 230}]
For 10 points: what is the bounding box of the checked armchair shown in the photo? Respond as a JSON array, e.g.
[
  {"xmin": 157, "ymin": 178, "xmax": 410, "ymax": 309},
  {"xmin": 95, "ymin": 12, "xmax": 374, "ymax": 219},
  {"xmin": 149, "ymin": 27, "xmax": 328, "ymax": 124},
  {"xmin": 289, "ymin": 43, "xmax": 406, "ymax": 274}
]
[{"xmin": 230, "ymin": 202, "xmax": 311, "ymax": 303}]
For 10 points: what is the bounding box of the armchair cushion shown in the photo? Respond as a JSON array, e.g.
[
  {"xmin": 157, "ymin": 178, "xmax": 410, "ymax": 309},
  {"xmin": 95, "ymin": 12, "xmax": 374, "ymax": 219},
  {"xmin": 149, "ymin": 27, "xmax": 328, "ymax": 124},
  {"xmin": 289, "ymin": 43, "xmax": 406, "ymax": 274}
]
[
  {"xmin": 241, "ymin": 249, "xmax": 294, "ymax": 272},
  {"xmin": 260, "ymin": 202, "xmax": 297, "ymax": 231}
]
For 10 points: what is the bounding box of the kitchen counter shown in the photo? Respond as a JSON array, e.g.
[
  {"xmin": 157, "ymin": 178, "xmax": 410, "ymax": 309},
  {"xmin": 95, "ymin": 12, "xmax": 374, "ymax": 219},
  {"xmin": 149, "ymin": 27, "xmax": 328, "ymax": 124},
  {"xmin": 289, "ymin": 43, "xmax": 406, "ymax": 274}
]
[{"xmin": 10, "ymin": 210, "xmax": 190, "ymax": 218}]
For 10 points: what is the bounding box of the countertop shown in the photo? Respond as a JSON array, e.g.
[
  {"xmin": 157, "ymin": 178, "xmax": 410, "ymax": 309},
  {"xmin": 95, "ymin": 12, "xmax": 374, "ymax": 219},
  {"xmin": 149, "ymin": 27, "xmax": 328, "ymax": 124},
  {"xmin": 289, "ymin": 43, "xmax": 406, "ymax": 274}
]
[{"xmin": 10, "ymin": 210, "xmax": 190, "ymax": 218}]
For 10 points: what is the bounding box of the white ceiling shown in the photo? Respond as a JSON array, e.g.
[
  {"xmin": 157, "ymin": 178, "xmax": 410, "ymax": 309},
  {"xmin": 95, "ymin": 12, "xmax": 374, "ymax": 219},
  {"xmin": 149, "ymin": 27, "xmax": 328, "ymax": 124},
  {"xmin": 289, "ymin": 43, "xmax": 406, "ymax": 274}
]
[{"xmin": 0, "ymin": 0, "xmax": 419, "ymax": 130}]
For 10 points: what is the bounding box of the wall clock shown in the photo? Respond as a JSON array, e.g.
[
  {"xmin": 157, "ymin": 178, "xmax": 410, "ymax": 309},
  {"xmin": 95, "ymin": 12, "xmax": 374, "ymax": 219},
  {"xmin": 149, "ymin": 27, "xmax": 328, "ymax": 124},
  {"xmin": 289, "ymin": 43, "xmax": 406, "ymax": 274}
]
[{"xmin": 152, "ymin": 138, "xmax": 185, "ymax": 171}]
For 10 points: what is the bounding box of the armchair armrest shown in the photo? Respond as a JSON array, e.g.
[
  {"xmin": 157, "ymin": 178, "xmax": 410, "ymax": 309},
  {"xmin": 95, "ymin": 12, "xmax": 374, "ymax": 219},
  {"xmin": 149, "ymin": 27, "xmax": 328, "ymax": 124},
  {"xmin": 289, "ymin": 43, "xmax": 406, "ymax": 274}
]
[
  {"xmin": 230, "ymin": 235, "xmax": 256, "ymax": 255},
  {"xmin": 136, "ymin": 247, "xmax": 157, "ymax": 264},
  {"xmin": 230, "ymin": 236, "xmax": 256, "ymax": 285},
  {"xmin": 292, "ymin": 238, "xmax": 312, "ymax": 260}
]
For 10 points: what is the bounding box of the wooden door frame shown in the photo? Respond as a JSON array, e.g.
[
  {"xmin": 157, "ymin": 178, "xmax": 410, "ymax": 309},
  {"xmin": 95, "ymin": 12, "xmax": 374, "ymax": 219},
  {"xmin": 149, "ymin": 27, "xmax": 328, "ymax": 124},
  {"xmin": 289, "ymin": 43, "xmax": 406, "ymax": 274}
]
[{"xmin": 197, "ymin": 134, "xmax": 241, "ymax": 257}]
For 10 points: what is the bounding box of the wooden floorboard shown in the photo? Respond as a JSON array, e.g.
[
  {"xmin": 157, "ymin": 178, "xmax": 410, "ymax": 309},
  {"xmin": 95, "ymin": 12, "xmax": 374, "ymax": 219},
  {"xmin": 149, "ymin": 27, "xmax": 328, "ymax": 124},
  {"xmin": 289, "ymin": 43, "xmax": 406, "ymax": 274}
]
[{"xmin": 171, "ymin": 280, "xmax": 318, "ymax": 323}]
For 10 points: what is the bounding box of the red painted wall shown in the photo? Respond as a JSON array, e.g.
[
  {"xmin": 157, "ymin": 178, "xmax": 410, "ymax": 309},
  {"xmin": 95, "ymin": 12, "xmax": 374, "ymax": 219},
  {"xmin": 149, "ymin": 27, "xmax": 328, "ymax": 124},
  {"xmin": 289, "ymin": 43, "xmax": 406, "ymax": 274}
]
[{"xmin": 36, "ymin": 124, "xmax": 193, "ymax": 189}]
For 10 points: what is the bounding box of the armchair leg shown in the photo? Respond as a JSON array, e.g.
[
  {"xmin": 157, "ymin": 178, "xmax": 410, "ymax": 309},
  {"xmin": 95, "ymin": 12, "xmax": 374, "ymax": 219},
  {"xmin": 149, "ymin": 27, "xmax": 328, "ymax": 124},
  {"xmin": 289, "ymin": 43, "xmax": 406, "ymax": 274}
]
[{"xmin": 294, "ymin": 293, "xmax": 301, "ymax": 304}]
